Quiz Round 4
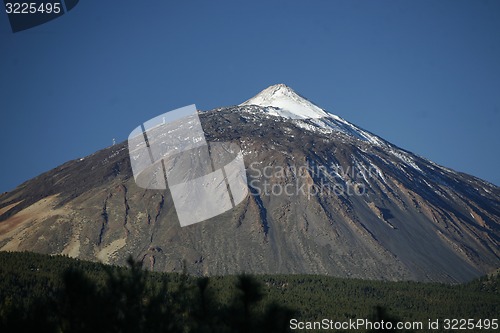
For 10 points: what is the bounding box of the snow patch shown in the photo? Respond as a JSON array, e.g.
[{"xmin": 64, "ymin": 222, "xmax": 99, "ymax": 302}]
[
  {"xmin": 239, "ymin": 84, "xmax": 385, "ymax": 146},
  {"xmin": 240, "ymin": 84, "xmax": 328, "ymax": 119},
  {"xmin": 390, "ymin": 150, "xmax": 423, "ymax": 172}
]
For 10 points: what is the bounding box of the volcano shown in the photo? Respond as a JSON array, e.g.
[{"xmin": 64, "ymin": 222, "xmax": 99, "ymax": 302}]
[{"xmin": 0, "ymin": 84, "xmax": 498, "ymax": 283}]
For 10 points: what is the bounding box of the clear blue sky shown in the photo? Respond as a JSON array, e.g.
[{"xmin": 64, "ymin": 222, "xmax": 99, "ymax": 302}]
[{"xmin": 1, "ymin": 0, "xmax": 499, "ymax": 193}]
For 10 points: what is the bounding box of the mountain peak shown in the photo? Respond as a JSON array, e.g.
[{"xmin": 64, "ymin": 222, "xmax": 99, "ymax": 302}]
[
  {"xmin": 266, "ymin": 83, "xmax": 291, "ymax": 90},
  {"xmin": 238, "ymin": 84, "xmax": 384, "ymax": 145},
  {"xmin": 240, "ymin": 84, "xmax": 330, "ymax": 119}
]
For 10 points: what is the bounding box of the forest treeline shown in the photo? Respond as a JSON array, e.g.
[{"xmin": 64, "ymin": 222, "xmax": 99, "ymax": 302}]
[{"xmin": 0, "ymin": 251, "xmax": 498, "ymax": 332}]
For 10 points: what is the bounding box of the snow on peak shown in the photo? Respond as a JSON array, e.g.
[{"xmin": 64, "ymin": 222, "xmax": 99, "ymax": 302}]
[
  {"xmin": 240, "ymin": 84, "xmax": 330, "ymax": 119},
  {"xmin": 239, "ymin": 84, "xmax": 385, "ymax": 146}
]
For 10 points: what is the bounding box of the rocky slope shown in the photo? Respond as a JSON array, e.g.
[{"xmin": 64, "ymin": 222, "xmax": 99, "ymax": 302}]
[{"xmin": 0, "ymin": 84, "xmax": 498, "ymax": 282}]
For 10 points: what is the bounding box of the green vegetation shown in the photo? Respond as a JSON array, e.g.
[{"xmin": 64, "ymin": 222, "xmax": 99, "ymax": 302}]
[{"xmin": 0, "ymin": 251, "xmax": 498, "ymax": 332}]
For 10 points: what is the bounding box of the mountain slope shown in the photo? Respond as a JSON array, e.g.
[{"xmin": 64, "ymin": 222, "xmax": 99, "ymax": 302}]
[{"xmin": 0, "ymin": 84, "xmax": 498, "ymax": 283}]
